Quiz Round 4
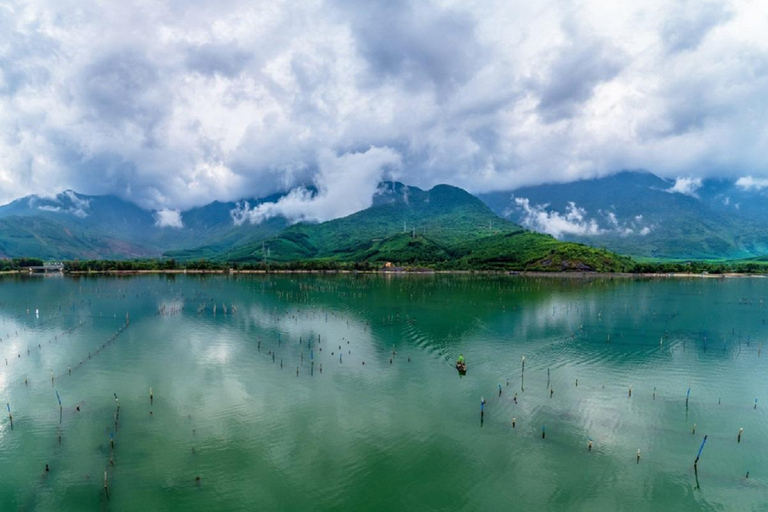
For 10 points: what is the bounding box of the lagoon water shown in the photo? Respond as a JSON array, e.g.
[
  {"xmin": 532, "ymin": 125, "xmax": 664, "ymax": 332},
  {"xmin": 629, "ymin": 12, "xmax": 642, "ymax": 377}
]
[{"xmin": 1, "ymin": 273, "xmax": 768, "ymax": 511}]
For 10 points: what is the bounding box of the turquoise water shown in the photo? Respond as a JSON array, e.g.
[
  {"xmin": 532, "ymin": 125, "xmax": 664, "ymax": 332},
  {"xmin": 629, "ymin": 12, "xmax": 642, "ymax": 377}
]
[{"xmin": 1, "ymin": 273, "xmax": 768, "ymax": 511}]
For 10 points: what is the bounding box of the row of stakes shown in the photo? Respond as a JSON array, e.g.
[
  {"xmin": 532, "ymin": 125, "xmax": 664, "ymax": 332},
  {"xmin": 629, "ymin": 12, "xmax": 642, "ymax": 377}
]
[
  {"xmin": 4, "ymin": 308, "xmax": 759, "ymax": 490},
  {"xmin": 4, "ymin": 314, "xmax": 133, "ymax": 501},
  {"xmin": 7, "ymin": 386, "xmax": 160, "ymax": 501},
  {"xmin": 3, "ymin": 314, "xmax": 130, "ymax": 392},
  {"xmin": 476, "ymin": 357, "xmax": 755, "ymax": 479},
  {"xmin": 5, "ymin": 317, "xmax": 131, "ymax": 429}
]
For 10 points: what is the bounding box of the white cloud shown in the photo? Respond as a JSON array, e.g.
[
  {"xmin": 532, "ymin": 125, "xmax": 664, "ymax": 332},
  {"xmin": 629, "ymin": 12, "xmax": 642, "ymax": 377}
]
[
  {"xmin": 667, "ymin": 177, "xmax": 702, "ymax": 197},
  {"xmin": 0, "ymin": 0, "xmax": 767, "ymax": 217},
  {"xmin": 735, "ymin": 176, "xmax": 768, "ymax": 191},
  {"xmin": 231, "ymin": 147, "xmax": 401, "ymax": 224},
  {"xmin": 515, "ymin": 198, "xmax": 653, "ymax": 238},
  {"xmin": 32, "ymin": 190, "xmax": 91, "ymax": 217},
  {"xmin": 515, "ymin": 198, "xmax": 603, "ymax": 238},
  {"xmin": 154, "ymin": 209, "xmax": 183, "ymax": 228}
]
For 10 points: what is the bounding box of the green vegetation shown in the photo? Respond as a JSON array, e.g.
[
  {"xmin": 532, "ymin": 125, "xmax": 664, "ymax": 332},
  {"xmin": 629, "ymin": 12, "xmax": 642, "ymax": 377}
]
[
  {"xmin": 9, "ymin": 180, "xmax": 768, "ymax": 274},
  {"xmin": 168, "ymin": 183, "xmax": 631, "ymax": 272},
  {"xmin": 480, "ymin": 171, "xmax": 768, "ymax": 260},
  {"xmin": 5, "ymin": 254, "xmax": 768, "ymax": 274},
  {"xmin": 0, "ymin": 216, "xmax": 142, "ymax": 260},
  {"xmin": 447, "ymin": 232, "xmax": 634, "ymax": 272},
  {"xmin": 0, "ymin": 258, "xmax": 44, "ymax": 271},
  {"xmin": 62, "ymin": 259, "xmax": 227, "ymax": 272},
  {"xmin": 187, "ymin": 183, "xmax": 522, "ymax": 263}
]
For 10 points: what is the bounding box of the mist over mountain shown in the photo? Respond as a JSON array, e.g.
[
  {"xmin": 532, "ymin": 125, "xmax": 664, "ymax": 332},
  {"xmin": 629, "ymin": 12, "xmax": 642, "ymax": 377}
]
[
  {"xmin": 479, "ymin": 171, "xmax": 768, "ymax": 259},
  {"xmin": 5, "ymin": 170, "xmax": 768, "ymax": 263},
  {"xmin": 0, "ymin": 190, "xmax": 289, "ymax": 259}
]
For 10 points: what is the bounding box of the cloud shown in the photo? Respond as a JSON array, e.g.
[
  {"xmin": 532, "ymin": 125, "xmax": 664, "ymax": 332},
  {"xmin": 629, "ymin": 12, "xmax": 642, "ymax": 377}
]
[
  {"xmin": 735, "ymin": 176, "xmax": 768, "ymax": 191},
  {"xmin": 514, "ymin": 198, "xmax": 653, "ymax": 238},
  {"xmin": 231, "ymin": 146, "xmax": 401, "ymax": 224},
  {"xmin": 1, "ymin": 0, "xmax": 768, "ymax": 219},
  {"xmin": 534, "ymin": 22, "xmax": 626, "ymax": 122},
  {"xmin": 33, "ymin": 190, "xmax": 91, "ymax": 217},
  {"xmin": 154, "ymin": 209, "xmax": 184, "ymax": 228},
  {"xmin": 661, "ymin": 1, "xmax": 733, "ymax": 53},
  {"xmin": 515, "ymin": 198, "xmax": 603, "ymax": 238},
  {"xmin": 667, "ymin": 177, "xmax": 702, "ymax": 197}
]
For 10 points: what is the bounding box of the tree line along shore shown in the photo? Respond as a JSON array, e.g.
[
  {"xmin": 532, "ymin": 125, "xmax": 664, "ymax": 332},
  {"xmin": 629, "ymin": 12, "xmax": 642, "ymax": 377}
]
[{"xmin": 3, "ymin": 257, "xmax": 768, "ymax": 275}]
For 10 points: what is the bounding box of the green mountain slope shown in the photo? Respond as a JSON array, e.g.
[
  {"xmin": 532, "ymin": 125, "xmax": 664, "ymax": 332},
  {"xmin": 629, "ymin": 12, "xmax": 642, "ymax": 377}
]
[
  {"xmin": 479, "ymin": 171, "xmax": 768, "ymax": 260},
  {"xmin": 186, "ymin": 182, "xmax": 630, "ymax": 272},
  {"xmin": 449, "ymin": 231, "xmax": 634, "ymax": 271},
  {"xmin": 0, "ymin": 191, "xmax": 289, "ymax": 259},
  {"xmin": 0, "ymin": 216, "xmax": 152, "ymax": 260},
  {"xmin": 213, "ymin": 182, "xmax": 520, "ymax": 262}
]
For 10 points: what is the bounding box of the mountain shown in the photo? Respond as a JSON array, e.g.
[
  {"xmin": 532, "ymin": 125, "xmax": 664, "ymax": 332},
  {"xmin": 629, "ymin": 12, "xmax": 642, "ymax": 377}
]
[
  {"xmin": 0, "ymin": 190, "xmax": 288, "ymax": 259},
  {"xmin": 176, "ymin": 182, "xmax": 632, "ymax": 272},
  {"xmin": 203, "ymin": 182, "xmax": 514, "ymax": 262},
  {"xmin": 0, "ymin": 216, "xmax": 151, "ymax": 260},
  {"xmin": 0, "ymin": 182, "xmax": 636, "ymax": 271},
  {"xmin": 479, "ymin": 171, "xmax": 768, "ymax": 260}
]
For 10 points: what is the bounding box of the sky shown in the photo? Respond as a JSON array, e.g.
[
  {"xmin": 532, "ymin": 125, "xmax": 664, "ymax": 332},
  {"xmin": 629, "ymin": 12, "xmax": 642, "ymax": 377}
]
[{"xmin": 1, "ymin": 0, "xmax": 767, "ymax": 221}]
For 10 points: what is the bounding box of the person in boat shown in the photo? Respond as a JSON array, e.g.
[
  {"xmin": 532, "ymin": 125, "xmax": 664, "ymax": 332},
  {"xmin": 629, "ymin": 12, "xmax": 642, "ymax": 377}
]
[{"xmin": 458, "ymin": 354, "xmax": 465, "ymax": 365}]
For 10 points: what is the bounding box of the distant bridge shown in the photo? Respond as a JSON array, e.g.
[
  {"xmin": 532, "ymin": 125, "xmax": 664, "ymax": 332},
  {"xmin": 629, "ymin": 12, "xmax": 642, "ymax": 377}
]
[{"xmin": 28, "ymin": 263, "xmax": 64, "ymax": 274}]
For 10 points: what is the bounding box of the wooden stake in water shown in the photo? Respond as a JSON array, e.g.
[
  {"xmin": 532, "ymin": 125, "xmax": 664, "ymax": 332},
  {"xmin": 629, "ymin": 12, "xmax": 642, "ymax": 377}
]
[
  {"xmin": 104, "ymin": 470, "xmax": 109, "ymax": 501},
  {"xmin": 738, "ymin": 428, "xmax": 743, "ymax": 443},
  {"xmin": 686, "ymin": 388, "xmax": 690, "ymax": 409},
  {"xmin": 588, "ymin": 438, "xmax": 593, "ymax": 451},
  {"xmin": 7, "ymin": 403, "xmax": 12, "ymax": 430},
  {"xmin": 694, "ymin": 435, "xmax": 707, "ymax": 467},
  {"xmin": 542, "ymin": 426, "xmax": 545, "ymax": 439},
  {"xmin": 636, "ymin": 449, "xmax": 641, "ymax": 464},
  {"xmin": 56, "ymin": 391, "xmax": 62, "ymax": 424},
  {"xmin": 150, "ymin": 387, "xmax": 153, "ymax": 406},
  {"xmin": 629, "ymin": 385, "xmax": 632, "ymax": 398}
]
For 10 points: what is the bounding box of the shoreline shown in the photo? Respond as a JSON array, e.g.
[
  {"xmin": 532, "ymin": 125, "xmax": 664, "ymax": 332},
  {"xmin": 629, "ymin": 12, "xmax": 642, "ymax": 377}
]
[{"xmin": 5, "ymin": 269, "xmax": 762, "ymax": 278}]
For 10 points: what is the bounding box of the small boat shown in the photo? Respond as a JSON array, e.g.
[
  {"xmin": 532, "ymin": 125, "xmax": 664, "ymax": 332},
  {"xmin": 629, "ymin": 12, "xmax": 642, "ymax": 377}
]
[{"xmin": 455, "ymin": 361, "xmax": 467, "ymax": 374}]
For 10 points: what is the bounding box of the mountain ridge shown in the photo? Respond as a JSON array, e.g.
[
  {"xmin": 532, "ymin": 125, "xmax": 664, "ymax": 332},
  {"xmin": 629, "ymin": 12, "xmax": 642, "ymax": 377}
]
[{"xmin": 4, "ymin": 171, "xmax": 768, "ymax": 263}]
